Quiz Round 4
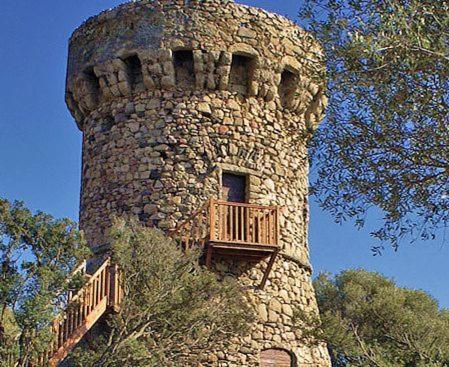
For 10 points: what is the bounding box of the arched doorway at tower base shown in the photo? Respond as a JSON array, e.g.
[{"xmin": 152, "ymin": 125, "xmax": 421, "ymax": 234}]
[{"xmin": 260, "ymin": 348, "xmax": 296, "ymax": 367}]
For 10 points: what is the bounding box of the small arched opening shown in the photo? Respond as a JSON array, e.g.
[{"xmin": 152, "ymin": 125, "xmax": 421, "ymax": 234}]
[
  {"xmin": 173, "ymin": 49, "xmax": 196, "ymax": 89},
  {"xmin": 260, "ymin": 348, "xmax": 297, "ymax": 367},
  {"xmin": 229, "ymin": 53, "xmax": 256, "ymax": 95},
  {"xmin": 279, "ymin": 67, "xmax": 299, "ymax": 108},
  {"xmin": 82, "ymin": 66, "xmax": 101, "ymax": 105},
  {"xmin": 123, "ymin": 54, "xmax": 144, "ymax": 92}
]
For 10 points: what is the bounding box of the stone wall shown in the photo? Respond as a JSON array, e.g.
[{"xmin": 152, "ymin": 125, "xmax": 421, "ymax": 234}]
[{"xmin": 66, "ymin": 0, "xmax": 330, "ymax": 365}]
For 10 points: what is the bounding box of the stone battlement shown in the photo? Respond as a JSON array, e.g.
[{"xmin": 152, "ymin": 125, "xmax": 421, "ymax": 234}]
[{"xmin": 66, "ymin": 0, "xmax": 326, "ymax": 131}]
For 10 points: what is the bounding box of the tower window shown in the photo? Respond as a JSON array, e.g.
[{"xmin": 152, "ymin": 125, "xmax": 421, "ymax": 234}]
[
  {"xmin": 173, "ymin": 50, "xmax": 195, "ymax": 89},
  {"xmin": 279, "ymin": 68, "xmax": 298, "ymax": 108},
  {"xmin": 229, "ymin": 54, "xmax": 255, "ymax": 95},
  {"xmin": 123, "ymin": 54, "xmax": 143, "ymax": 92},
  {"xmin": 222, "ymin": 173, "xmax": 247, "ymax": 203},
  {"xmin": 83, "ymin": 66, "xmax": 100, "ymax": 95}
]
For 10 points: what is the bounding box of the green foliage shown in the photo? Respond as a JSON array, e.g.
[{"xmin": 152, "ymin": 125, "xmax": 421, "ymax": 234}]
[
  {"xmin": 69, "ymin": 219, "xmax": 253, "ymax": 367},
  {"xmin": 296, "ymin": 270, "xmax": 449, "ymax": 366},
  {"xmin": 299, "ymin": 0, "xmax": 449, "ymax": 251},
  {"xmin": 0, "ymin": 198, "xmax": 90, "ymax": 367}
]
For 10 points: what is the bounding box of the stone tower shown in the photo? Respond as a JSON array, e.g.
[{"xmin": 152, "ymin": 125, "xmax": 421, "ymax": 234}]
[{"xmin": 66, "ymin": 0, "xmax": 330, "ymax": 365}]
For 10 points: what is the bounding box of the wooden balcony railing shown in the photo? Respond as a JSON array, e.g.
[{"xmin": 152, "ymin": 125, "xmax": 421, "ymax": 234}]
[
  {"xmin": 170, "ymin": 199, "xmax": 280, "ymax": 288},
  {"xmin": 210, "ymin": 200, "xmax": 279, "ymax": 247},
  {"xmin": 170, "ymin": 199, "xmax": 280, "ymax": 252}
]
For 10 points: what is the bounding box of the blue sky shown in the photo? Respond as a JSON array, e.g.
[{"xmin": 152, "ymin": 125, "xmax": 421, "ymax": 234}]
[{"xmin": 1, "ymin": 0, "xmax": 448, "ymax": 307}]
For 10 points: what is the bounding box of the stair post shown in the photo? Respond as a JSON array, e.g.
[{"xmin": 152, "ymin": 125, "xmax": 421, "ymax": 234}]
[{"xmin": 108, "ymin": 263, "xmax": 121, "ymax": 311}]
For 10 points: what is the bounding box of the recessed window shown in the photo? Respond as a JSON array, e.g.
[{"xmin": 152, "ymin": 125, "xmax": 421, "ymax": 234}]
[
  {"xmin": 173, "ymin": 50, "xmax": 195, "ymax": 89},
  {"xmin": 222, "ymin": 173, "xmax": 247, "ymax": 203},
  {"xmin": 229, "ymin": 54, "xmax": 255, "ymax": 95},
  {"xmin": 279, "ymin": 68, "xmax": 299, "ymax": 108},
  {"xmin": 82, "ymin": 66, "xmax": 100, "ymax": 105},
  {"xmin": 123, "ymin": 54, "xmax": 144, "ymax": 92}
]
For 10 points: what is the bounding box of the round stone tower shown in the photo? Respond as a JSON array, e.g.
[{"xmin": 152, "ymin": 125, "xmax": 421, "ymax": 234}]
[{"xmin": 66, "ymin": 0, "xmax": 330, "ymax": 365}]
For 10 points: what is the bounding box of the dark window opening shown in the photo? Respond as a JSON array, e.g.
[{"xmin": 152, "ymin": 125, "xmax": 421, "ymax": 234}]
[
  {"xmin": 222, "ymin": 173, "xmax": 247, "ymax": 203},
  {"xmin": 83, "ymin": 66, "xmax": 100, "ymax": 95},
  {"xmin": 100, "ymin": 115, "xmax": 114, "ymax": 133},
  {"xmin": 173, "ymin": 50, "xmax": 195, "ymax": 89},
  {"xmin": 229, "ymin": 54, "xmax": 255, "ymax": 95},
  {"xmin": 82, "ymin": 66, "xmax": 101, "ymax": 106},
  {"xmin": 123, "ymin": 54, "xmax": 144, "ymax": 92},
  {"xmin": 279, "ymin": 68, "xmax": 299, "ymax": 108}
]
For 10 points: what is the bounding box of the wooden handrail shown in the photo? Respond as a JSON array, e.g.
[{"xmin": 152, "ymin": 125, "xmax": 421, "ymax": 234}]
[
  {"xmin": 169, "ymin": 200, "xmax": 211, "ymax": 235},
  {"xmin": 69, "ymin": 258, "xmax": 110, "ymax": 303},
  {"xmin": 72, "ymin": 260, "xmax": 87, "ymax": 276},
  {"xmin": 211, "ymin": 200, "xmax": 279, "ymax": 210},
  {"xmin": 32, "ymin": 257, "xmax": 115, "ymax": 367},
  {"xmin": 67, "ymin": 260, "xmax": 87, "ymax": 301},
  {"xmin": 169, "ymin": 199, "xmax": 212, "ymax": 251}
]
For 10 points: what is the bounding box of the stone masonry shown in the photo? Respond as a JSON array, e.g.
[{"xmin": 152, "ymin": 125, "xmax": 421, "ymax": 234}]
[{"xmin": 66, "ymin": 0, "xmax": 330, "ymax": 365}]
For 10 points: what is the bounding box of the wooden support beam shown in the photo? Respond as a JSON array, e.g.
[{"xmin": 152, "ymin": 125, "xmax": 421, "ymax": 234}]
[
  {"xmin": 260, "ymin": 251, "xmax": 278, "ymax": 290},
  {"xmin": 205, "ymin": 245, "xmax": 214, "ymax": 268}
]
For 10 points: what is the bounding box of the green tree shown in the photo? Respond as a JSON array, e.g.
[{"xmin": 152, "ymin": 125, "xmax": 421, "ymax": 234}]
[
  {"xmin": 69, "ymin": 219, "xmax": 253, "ymax": 367},
  {"xmin": 299, "ymin": 0, "xmax": 449, "ymax": 251},
  {"xmin": 296, "ymin": 269, "xmax": 449, "ymax": 366},
  {"xmin": 0, "ymin": 198, "xmax": 90, "ymax": 367}
]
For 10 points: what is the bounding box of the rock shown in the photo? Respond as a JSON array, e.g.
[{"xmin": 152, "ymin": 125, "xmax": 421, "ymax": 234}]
[
  {"xmin": 129, "ymin": 122, "xmax": 139, "ymax": 133},
  {"xmin": 269, "ymin": 298, "xmax": 282, "ymax": 313},
  {"xmin": 258, "ymin": 304, "xmax": 268, "ymax": 322},
  {"xmin": 198, "ymin": 102, "xmax": 212, "ymax": 115},
  {"xmin": 238, "ymin": 27, "xmax": 257, "ymax": 39},
  {"xmin": 135, "ymin": 104, "xmax": 145, "ymax": 112}
]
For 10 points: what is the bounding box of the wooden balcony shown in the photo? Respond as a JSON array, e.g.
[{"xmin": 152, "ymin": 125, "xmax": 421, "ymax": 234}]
[{"xmin": 170, "ymin": 199, "xmax": 280, "ymax": 288}]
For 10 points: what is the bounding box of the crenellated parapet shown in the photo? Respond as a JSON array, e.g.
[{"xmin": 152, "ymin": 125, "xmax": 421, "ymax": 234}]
[{"xmin": 66, "ymin": 0, "xmax": 326, "ymax": 131}]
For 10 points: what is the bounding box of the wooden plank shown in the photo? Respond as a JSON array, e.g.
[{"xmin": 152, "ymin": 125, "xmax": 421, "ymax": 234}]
[
  {"xmin": 245, "ymin": 206, "xmax": 250, "ymax": 243},
  {"xmin": 205, "ymin": 245, "xmax": 214, "ymax": 268},
  {"xmin": 229, "ymin": 204, "xmax": 234, "ymax": 242},
  {"xmin": 214, "ymin": 200, "xmax": 278, "ymax": 210},
  {"xmin": 268, "ymin": 211, "xmax": 272, "ymax": 244},
  {"xmin": 223, "ymin": 204, "xmax": 228, "ymax": 242},
  {"xmin": 210, "ymin": 243, "xmax": 278, "ymax": 253},
  {"xmin": 233, "ymin": 205, "xmax": 238, "ymax": 241},
  {"xmin": 260, "ymin": 251, "xmax": 278, "ymax": 290},
  {"xmin": 240, "ymin": 206, "xmax": 244, "ymax": 242},
  {"xmin": 275, "ymin": 207, "xmax": 281, "ymax": 246},
  {"xmin": 209, "ymin": 199, "xmax": 216, "ymax": 241}
]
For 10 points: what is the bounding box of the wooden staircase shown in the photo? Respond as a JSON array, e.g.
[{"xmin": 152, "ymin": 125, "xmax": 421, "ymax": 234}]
[
  {"xmin": 28, "ymin": 199, "xmax": 279, "ymax": 365},
  {"xmin": 32, "ymin": 258, "xmax": 122, "ymax": 367}
]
